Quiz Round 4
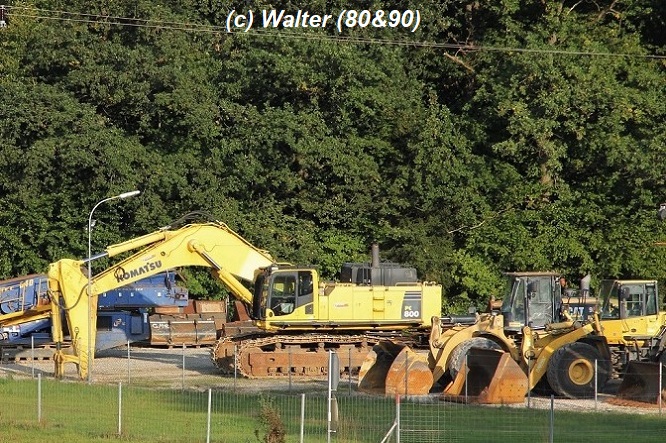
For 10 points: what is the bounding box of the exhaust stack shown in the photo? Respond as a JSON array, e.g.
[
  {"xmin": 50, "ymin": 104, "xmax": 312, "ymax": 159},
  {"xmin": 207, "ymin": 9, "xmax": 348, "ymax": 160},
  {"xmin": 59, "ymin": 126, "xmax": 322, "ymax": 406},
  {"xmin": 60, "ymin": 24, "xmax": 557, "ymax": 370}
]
[{"xmin": 371, "ymin": 244, "xmax": 380, "ymax": 268}]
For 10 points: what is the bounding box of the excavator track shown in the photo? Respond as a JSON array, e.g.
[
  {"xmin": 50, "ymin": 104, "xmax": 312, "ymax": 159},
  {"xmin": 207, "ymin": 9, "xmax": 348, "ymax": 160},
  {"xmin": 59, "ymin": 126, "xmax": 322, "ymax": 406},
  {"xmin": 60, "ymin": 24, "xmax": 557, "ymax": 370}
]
[{"xmin": 211, "ymin": 333, "xmax": 386, "ymax": 378}]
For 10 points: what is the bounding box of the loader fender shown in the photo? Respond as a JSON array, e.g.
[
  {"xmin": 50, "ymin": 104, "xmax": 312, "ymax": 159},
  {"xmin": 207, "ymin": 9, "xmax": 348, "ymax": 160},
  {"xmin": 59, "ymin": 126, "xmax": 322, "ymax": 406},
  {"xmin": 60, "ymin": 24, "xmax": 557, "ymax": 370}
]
[{"xmin": 529, "ymin": 323, "xmax": 609, "ymax": 397}]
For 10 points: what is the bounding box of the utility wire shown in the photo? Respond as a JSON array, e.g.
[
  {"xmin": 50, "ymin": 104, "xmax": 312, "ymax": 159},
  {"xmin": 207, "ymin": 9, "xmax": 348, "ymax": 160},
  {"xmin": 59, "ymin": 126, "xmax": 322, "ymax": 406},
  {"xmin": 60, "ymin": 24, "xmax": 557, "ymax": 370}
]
[{"xmin": 4, "ymin": 5, "xmax": 666, "ymax": 59}]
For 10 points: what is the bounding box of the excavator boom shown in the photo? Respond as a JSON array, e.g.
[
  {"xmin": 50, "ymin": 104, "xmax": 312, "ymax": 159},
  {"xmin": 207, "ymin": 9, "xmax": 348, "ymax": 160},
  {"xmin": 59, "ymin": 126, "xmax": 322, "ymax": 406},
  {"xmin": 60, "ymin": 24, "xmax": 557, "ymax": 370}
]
[{"xmin": 48, "ymin": 221, "xmax": 275, "ymax": 379}]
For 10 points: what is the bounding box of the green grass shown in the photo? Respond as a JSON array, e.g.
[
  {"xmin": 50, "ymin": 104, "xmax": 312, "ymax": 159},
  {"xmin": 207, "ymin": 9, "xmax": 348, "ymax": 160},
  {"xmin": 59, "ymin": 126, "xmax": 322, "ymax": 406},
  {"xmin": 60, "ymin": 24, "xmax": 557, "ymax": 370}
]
[{"xmin": 1, "ymin": 378, "xmax": 665, "ymax": 442}]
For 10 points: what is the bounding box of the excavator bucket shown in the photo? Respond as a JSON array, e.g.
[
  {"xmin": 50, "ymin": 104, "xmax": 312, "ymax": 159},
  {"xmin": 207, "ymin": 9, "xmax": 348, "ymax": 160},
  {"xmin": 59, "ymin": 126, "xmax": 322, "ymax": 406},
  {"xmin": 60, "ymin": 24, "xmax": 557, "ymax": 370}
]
[
  {"xmin": 358, "ymin": 341, "xmax": 433, "ymax": 395},
  {"xmin": 441, "ymin": 348, "xmax": 527, "ymax": 404},
  {"xmin": 616, "ymin": 361, "xmax": 666, "ymax": 404}
]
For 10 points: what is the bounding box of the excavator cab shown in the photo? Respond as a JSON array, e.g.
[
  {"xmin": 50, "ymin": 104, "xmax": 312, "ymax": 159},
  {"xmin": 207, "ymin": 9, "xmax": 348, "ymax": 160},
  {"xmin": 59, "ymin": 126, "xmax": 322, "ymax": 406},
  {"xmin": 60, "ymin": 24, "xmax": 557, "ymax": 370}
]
[{"xmin": 252, "ymin": 267, "xmax": 318, "ymax": 324}]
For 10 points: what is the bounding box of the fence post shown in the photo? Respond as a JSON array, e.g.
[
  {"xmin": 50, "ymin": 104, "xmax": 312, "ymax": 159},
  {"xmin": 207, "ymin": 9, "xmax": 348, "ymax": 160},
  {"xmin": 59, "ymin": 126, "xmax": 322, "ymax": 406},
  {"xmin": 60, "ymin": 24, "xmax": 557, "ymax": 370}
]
[
  {"xmin": 464, "ymin": 354, "xmax": 468, "ymax": 402},
  {"xmin": 396, "ymin": 394, "xmax": 401, "ymax": 443},
  {"xmin": 300, "ymin": 393, "xmax": 305, "ymax": 443},
  {"xmin": 37, "ymin": 373, "xmax": 42, "ymax": 423},
  {"xmin": 182, "ymin": 343, "xmax": 186, "ymax": 391},
  {"xmin": 118, "ymin": 382, "xmax": 122, "ymax": 435},
  {"xmin": 289, "ymin": 347, "xmax": 292, "ymax": 392},
  {"xmin": 348, "ymin": 347, "xmax": 352, "ymax": 396},
  {"xmin": 234, "ymin": 344, "xmax": 238, "ymax": 390},
  {"xmin": 594, "ymin": 359, "xmax": 598, "ymax": 410},
  {"xmin": 659, "ymin": 362, "xmax": 664, "ymax": 415},
  {"xmin": 404, "ymin": 352, "xmax": 409, "ymax": 396},
  {"xmin": 31, "ymin": 335, "xmax": 35, "ymax": 378},
  {"xmin": 527, "ymin": 357, "xmax": 531, "ymax": 408},
  {"xmin": 206, "ymin": 388, "xmax": 212, "ymax": 443},
  {"xmin": 127, "ymin": 341, "xmax": 131, "ymax": 384},
  {"xmin": 549, "ymin": 395, "xmax": 554, "ymax": 443}
]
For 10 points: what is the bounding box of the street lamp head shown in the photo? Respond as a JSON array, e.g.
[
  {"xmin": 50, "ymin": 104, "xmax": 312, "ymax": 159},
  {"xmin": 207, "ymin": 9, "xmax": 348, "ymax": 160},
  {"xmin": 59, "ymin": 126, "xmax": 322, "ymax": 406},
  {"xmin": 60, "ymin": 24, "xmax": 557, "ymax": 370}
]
[{"xmin": 118, "ymin": 190, "xmax": 141, "ymax": 199}]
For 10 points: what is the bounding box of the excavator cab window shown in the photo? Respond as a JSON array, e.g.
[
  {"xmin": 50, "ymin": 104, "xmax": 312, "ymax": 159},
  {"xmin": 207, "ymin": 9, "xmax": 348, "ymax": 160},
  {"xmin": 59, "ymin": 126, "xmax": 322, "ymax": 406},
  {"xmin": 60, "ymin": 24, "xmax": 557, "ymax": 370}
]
[
  {"xmin": 297, "ymin": 271, "xmax": 314, "ymax": 307},
  {"xmin": 269, "ymin": 274, "xmax": 296, "ymax": 316}
]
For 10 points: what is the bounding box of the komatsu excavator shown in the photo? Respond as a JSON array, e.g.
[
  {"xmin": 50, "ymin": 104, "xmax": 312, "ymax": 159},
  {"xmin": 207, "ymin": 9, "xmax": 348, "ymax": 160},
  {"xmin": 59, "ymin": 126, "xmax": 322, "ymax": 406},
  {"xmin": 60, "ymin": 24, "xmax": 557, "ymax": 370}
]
[{"xmin": 47, "ymin": 219, "xmax": 441, "ymax": 380}]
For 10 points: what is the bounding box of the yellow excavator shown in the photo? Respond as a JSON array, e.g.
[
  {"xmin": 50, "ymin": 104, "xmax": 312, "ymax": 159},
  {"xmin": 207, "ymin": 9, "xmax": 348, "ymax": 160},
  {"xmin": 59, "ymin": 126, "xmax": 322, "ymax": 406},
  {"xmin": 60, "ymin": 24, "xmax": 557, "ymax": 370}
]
[
  {"xmin": 46, "ymin": 218, "xmax": 442, "ymax": 380},
  {"xmin": 358, "ymin": 272, "xmax": 612, "ymax": 402}
]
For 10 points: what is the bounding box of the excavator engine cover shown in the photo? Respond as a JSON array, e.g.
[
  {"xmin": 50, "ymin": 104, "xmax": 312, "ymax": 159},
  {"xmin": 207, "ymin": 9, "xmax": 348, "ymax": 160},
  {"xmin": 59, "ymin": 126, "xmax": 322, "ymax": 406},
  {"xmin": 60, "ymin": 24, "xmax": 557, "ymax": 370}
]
[
  {"xmin": 617, "ymin": 361, "xmax": 666, "ymax": 404},
  {"xmin": 358, "ymin": 341, "xmax": 433, "ymax": 396},
  {"xmin": 442, "ymin": 348, "xmax": 527, "ymax": 404}
]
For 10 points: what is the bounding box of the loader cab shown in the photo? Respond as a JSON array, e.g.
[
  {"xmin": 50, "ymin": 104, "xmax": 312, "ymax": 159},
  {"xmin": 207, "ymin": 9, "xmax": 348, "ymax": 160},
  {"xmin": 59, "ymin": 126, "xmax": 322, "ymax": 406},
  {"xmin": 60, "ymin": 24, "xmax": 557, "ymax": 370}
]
[
  {"xmin": 252, "ymin": 267, "xmax": 316, "ymax": 320},
  {"xmin": 501, "ymin": 272, "xmax": 562, "ymax": 332},
  {"xmin": 599, "ymin": 280, "xmax": 659, "ymax": 320}
]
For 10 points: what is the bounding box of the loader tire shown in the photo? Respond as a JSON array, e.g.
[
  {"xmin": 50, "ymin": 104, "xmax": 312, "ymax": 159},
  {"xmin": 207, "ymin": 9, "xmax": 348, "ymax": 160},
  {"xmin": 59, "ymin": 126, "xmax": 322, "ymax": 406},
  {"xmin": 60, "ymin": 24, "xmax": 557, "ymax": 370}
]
[
  {"xmin": 449, "ymin": 337, "xmax": 502, "ymax": 381},
  {"xmin": 546, "ymin": 342, "xmax": 609, "ymax": 399}
]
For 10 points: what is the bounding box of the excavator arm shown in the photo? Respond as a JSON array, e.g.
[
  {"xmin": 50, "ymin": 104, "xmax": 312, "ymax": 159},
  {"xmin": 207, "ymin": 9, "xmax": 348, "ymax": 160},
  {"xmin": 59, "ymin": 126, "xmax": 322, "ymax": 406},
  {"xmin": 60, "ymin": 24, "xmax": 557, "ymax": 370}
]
[{"xmin": 47, "ymin": 221, "xmax": 275, "ymax": 379}]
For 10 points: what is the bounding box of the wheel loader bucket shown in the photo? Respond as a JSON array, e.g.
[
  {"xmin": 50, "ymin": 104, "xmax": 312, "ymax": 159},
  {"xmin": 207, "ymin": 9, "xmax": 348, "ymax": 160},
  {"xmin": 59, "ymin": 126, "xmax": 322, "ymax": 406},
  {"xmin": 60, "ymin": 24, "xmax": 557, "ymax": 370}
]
[
  {"xmin": 358, "ymin": 341, "xmax": 433, "ymax": 396},
  {"xmin": 616, "ymin": 361, "xmax": 666, "ymax": 404},
  {"xmin": 442, "ymin": 348, "xmax": 527, "ymax": 404}
]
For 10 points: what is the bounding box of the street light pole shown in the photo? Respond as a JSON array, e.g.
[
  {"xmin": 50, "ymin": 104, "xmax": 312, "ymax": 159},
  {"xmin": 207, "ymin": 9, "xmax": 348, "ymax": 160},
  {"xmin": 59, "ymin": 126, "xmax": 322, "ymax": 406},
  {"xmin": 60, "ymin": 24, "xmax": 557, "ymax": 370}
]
[{"xmin": 87, "ymin": 190, "xmax": 140, "ymax": 384}]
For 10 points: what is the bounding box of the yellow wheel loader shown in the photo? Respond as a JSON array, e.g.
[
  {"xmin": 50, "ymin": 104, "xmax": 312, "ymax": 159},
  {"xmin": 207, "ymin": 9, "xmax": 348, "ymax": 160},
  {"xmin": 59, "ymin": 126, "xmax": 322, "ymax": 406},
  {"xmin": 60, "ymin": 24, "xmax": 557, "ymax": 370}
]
[
  {"xmin": 358, "ymin": 272, "xmax": 612, "ymax": 403},
  {"xmin": 597, "ymin": 279, "xmax": 666, "ymax": 404}
]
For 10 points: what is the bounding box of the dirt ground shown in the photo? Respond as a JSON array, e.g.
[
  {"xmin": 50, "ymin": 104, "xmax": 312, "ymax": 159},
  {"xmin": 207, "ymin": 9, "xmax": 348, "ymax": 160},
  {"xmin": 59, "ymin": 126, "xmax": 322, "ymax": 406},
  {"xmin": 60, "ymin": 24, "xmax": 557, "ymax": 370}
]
[{"xmin": 0, "ymin": 345, "xmax": 331, "ymax": 393}]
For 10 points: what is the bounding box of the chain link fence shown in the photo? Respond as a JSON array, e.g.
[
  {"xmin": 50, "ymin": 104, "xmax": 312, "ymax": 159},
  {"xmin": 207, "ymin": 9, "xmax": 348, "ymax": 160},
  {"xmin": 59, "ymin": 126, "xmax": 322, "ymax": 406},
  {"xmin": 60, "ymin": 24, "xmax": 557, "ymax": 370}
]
[{"xmin": 1, "ymin": 345, "xmax": 665, "ymax": 442}]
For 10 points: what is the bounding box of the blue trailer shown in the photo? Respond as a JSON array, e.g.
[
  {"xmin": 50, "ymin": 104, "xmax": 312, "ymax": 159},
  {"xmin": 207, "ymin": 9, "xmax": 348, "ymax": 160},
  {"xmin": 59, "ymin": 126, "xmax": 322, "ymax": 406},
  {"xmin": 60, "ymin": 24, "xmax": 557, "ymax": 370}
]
[{"xmin": 0, "ymin": 271, "xmax": 223, "ymax": 360}]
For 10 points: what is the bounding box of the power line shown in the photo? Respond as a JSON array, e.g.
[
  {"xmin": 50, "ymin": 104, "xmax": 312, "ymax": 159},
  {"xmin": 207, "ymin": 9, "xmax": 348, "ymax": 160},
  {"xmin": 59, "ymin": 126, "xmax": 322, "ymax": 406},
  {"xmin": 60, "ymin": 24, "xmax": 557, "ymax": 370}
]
[{"xmin": 5, "ymin": 5, "xmax": 666, "ymax": 59}]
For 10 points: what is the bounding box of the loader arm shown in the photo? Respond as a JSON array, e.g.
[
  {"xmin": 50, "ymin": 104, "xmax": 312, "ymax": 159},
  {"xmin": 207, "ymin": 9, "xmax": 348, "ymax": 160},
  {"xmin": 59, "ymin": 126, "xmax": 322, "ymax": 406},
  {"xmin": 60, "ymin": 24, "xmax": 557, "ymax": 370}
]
[{"xmin": 47, "ymin": 221, "xmax": 275, "ymax": 379}]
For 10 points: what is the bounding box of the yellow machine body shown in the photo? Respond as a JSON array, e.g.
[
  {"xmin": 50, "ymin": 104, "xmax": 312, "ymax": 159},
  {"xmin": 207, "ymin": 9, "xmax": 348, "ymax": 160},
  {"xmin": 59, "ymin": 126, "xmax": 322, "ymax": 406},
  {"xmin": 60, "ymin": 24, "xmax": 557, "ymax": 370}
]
[
  {"xmin": 46, "ymin": 221, "xmax": 441, "ymax": 380},
  {"xmin": 358, "ymin": 272, "xmax": 608, "ymax": 403}
]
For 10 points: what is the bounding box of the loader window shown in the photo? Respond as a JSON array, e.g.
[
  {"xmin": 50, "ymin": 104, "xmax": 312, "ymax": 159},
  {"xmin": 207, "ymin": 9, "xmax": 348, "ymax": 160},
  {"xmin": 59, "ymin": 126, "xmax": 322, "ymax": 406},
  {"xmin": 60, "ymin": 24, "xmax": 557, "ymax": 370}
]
[
  {"xmin": 506, "ymin": 278, "xmax": 526, "ymax": 326},
  {"xmin": 599, "ymin": 280, "xmax": 620, "ymax": 319},
  {"xmin": 527, "ymin": 277, "xmax": 554, "ymax": 328},
  {"xmin": 621, "ymin": 285, "xmax": 644, "ymax": 318},
  {"xmin": 646, "ymin": 285, "xmax": 658, "ymax": 316}
]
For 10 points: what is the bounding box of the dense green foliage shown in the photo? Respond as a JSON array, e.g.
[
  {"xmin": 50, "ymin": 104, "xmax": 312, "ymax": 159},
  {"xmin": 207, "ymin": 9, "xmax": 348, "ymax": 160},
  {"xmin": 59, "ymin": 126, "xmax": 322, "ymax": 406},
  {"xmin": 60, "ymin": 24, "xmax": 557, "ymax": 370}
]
[{"xmin": 1, "ymin": 1, "xmax": 665, "ymax": 311}]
